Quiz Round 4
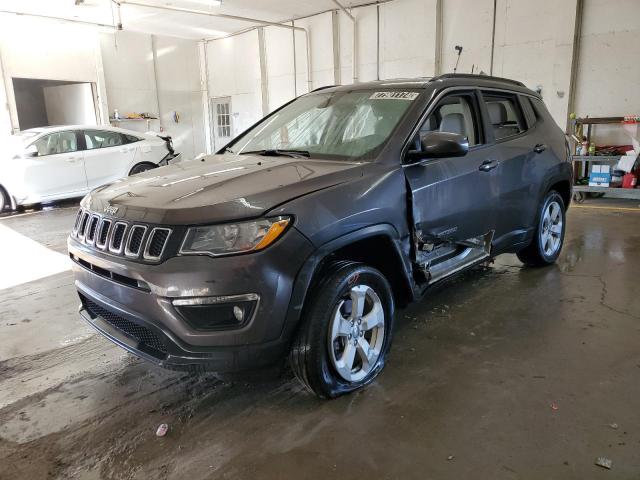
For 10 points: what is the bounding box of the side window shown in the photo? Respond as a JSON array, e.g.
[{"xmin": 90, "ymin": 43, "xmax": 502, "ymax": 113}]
[
  {"xmin": 520, "ymin": 96, "xmax": 538, "ymax": 128},
  {"xmin": 84, "ymin": 130, "xmax": 125, "ymax": 150},
  {"xmin": 482, "ymin": 92, "xmax": 526, "ymax": 141},
  {"xmin": 419, "ymin": 93, "xmax": 481, "ymax": 146},
  {"xmin": 123, "ymin": 134, "xmax": 142, "ymax": 144},
  {"xmin": 32, "ymin": 131, "xmax": 78, "ymax": 156}
]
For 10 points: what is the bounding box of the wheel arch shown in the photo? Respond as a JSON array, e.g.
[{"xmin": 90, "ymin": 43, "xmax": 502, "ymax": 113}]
[
  {"xmin": 128, "ymin": 161, "xmax": 158, "ymax": 176},
  {"xmin": 282, "ymin": 224, "xmax": 416, "ymax": 344},
  {"xmin": 0, "ymin": 184, "xmax": 17, "ymax": 210}
]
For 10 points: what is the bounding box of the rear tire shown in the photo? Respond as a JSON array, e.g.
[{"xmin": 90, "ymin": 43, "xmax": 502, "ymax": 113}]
[
  {"xmin": 290, "ymin": 262, "xmax": 395, "ymax": 399},
  {"xmin": 517, "ymin": 190, "xmax": 566, "ymax": 266},
  {"xmin": 129, "ymin": 162, "xmax": 157, "ymax": 176}
]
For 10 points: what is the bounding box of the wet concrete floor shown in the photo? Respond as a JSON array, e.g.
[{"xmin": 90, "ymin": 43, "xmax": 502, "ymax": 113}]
[{"xmin": 1, "ymin": 201, "xmax": 639, "ymax": 479}]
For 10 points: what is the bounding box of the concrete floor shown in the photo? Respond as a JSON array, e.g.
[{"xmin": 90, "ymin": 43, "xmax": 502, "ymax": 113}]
[{"xmin": 1, "ymin": 200, "xmax": 639, "ymax": 479}]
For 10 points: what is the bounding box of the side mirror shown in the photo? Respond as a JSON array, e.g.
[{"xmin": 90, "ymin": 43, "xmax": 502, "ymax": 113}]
[
  {"xmin": 23, "ymin": 145, "xmax": 38, "ymax": 158},
  {"xmin": 406, "ymin": 131, "xmax": 469, "ymax": 162}
]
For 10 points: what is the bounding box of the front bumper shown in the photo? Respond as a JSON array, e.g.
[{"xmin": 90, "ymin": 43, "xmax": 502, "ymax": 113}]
[{"xmin": 69, "ymin": 227, "xmax": 314, "ymax": 372}]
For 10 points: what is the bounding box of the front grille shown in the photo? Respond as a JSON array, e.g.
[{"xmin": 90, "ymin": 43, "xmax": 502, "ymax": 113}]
[
  {"xmin": 71, "ymin": 208, "xmax": 173, "ymax": 263},
  {"xmin": 83, "ymin": 297, "xmax": 168, "ymax": 356}
]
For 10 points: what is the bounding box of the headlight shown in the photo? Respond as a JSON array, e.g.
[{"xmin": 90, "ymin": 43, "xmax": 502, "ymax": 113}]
[{"xmin": 180, "ymin": 216, "xmax": 291, "ymax": 256}]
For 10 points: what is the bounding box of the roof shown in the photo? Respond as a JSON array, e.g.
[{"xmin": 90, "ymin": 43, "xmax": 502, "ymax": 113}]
[
  {"xmin": 19, "ymin": 125, "xmax": 153, "ymax": 137},
  {"xmin": 311, "ymin": 74, "xmax": 538, "ymax": 97}
]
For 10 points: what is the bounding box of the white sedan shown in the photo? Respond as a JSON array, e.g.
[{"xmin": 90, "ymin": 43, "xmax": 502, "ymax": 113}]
[{"xmin": 0, "ymin": 125, "xmax": 180, "ymax": 211}]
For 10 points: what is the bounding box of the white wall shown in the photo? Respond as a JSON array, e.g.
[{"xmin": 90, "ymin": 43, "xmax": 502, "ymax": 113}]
[
  {"xmin": 100, "ymin": 31, "xmax": 206, "ymax": 160},
  {"xmin": 43, "ymin": 84, "xmax": 97, "ymax": 126},
  {"xmin": 0, "ymin": 16, "xmax": 107, "ymax": 138},
  {"xmin": 574, "ymin": 0, "xmax": 640, "ymax": 145},
  {"xmin": 205, "ymin": 31, "xmax": 263, "ymax": 143}
]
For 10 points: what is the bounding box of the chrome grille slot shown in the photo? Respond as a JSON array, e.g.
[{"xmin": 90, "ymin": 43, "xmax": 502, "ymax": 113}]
[
  {"xmin": 78, "ymin": 212, "xmax": 91, "ymax": 240},
  {"xmin": 86, "ymin": 215, "xmax": 100, "ymax": 244},
  {"xmin": 125, "ymin": 225, "xmax": 147, "ymax": 257},
  {"xmin": 109, "ymin": 222, "xmax": 128, "ymax": 253},
  {"xmin": 144, "ymin": 228, "xmax": 171, "ymax": 260},
  {"xmin": 72, "ymin": 209, "xmax": 83, "ymax": 234},
  {"xmin": 96, "ymin": 219, "xmax": 112, "ymax": 249}
]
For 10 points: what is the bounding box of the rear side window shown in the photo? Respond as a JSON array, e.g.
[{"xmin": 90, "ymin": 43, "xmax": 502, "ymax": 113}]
[
  {"xmin": 84, "ymin": 130, "xmax": 124, "ymax": 150},
  {"xmin": 419, "ymin": 93, "xmax": 482, "ymax": 146},
  {"xmin": 520, "ymin": 96, "xmax": 538, "ymax": 128},
  {"xmin": 482, "ymin": 92, "xmax": 526, "ymax": 141},
  {"xmin": 124, "ymin": 134, "xmax": 142, "ymax": 144}
]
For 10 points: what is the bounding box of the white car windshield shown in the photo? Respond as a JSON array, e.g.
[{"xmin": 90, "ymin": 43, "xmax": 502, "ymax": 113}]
[{"xmin": 229, "ymin": 90, "xmax": 421, "ymax": 160}]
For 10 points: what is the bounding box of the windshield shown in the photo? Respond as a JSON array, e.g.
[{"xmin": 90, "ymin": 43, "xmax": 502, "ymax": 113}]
[{"xmin": 229, "ymin": 90, "xmax": 421, "ymax": 160}]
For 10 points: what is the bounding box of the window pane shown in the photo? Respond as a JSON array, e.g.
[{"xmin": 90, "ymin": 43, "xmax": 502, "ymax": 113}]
[
  {"xmin": 419, "ymin": 95, "xmax": 479, "ymax": 146},
  {"xmin": 33, "ymin": 131, "xmax": 77, "ymax": 156},
  {"xmin": 84, "ymin": 130, "xmax": 124, "ymax": 150},
  {"xmin": 233, "ymin": 90, "xmax": 418, "ymax": 159},
  {"xmin": 482, "ymin": 93, "xmax": 525, "ymax": 140}
]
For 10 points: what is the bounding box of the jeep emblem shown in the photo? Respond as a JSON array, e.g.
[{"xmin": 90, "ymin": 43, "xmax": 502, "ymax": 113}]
[{"xmin": 104, "ymin": 205, "xmax": 119, "ymax": 215}]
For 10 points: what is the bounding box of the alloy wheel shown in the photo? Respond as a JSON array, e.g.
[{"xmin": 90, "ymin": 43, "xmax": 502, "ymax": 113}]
[
  {"xmin": 541, "ymin": 200, "xmax": 563, "ymax": 257},
  {"xmin": 328, "ymin": 284, "xmax": 385, "ymax": 383}
]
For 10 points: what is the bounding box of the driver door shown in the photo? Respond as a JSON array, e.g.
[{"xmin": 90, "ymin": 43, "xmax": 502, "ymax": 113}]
[{"xmin": 404, "ymin": 90, "xmax": 499, "ymax": 246}]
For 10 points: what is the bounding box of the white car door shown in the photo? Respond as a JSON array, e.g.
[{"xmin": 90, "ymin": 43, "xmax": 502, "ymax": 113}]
[
  {"xmin": 82, "ymin": 129, "xmax": 136, "ymax": 189},
  {"xmin": 25, "ymin": 130, "xmax": 88, "ymax": 199}
]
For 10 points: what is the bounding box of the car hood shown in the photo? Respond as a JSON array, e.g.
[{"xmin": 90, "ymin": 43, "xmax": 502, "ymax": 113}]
[{"xmin": 82, "ymin": 154, "xmax": 364, "ymax": 225}]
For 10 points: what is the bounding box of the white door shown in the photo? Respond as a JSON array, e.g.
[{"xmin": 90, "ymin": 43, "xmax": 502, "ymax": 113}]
[
  {"xmin": 26, "ymin": 130, "xmax": 87, "ymax": 199},
  {"xmin": 82, "ymin": 129, "xmax": 136, "ymax": 189},
  {"xmin": 210, "ymin": 97, "xmax": 233, "ymax": 151}
]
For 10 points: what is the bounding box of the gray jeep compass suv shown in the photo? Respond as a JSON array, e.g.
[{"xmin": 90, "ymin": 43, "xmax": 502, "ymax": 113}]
[{"xmin": 68, "ymin": 74, "xmax": 572, "ymax": 398}]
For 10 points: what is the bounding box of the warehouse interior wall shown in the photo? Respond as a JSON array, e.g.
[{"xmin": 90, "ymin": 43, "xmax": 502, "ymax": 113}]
[
  {"xmin": 99, "ymin": 31, "xmax": 206, "ymax": 161},
  {"xmin": 204, "ymin": 0, "xmax": 640, "ymax": 146}
]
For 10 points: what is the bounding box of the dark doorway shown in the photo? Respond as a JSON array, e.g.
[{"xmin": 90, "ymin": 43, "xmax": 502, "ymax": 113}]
[{"xmin": 12, "ymin": 78, "xmax": 98, "ymax": 130}]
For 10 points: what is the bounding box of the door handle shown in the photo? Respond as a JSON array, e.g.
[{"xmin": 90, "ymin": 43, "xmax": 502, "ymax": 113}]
[
  {"xmin": 479, "ymin": 159, "xmax": 499, "ymax": 172},
  {"xmin": 534, "ymin": 143, "xmax": 546, "ymax": 153}
]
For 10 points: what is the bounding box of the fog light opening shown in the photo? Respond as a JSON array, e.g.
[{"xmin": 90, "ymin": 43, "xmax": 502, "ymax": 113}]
[{"xmin": 233, "ymin": 305, "xmax": 244, "ymax": 322}]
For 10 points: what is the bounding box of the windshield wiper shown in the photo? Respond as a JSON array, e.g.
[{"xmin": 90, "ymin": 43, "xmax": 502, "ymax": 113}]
[{"xmin": 240, "ymin": 149, "xmax": 310, "ymax": 158}]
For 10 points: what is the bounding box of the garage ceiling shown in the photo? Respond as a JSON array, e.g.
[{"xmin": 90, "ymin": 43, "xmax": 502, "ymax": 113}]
[{"xmin": 1, "ymin": 0, "xmax": 377, "ymax": 39}]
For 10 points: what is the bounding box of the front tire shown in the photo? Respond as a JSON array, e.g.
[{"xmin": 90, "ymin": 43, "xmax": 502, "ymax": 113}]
[
  {"xmin": 290, "ymin": 262, "xmax": 395, "ymax": 399},
  {"xmin": 517, "ymin": 190, "xmax": 566, "ymax": 266}
]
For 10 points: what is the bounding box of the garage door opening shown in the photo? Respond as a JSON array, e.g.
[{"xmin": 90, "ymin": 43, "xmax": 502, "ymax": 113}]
[{"xmin": 12, "ymin": 78, "xmax": 98, "ymax": 130}]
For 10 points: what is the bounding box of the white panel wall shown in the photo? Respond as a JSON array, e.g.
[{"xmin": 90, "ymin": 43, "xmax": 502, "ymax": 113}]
[
  {"xmin": 100, "ymin": 32, "xmax": 159, "ymax": 124},
  {"xmin": 0, "ymin": 16, "xmax": 107, "ymax": 137},
  {"xmin": 441, "ymin": 0, "xmax": 493, "ymax": 75},
  {"xmin": 379, "ymin": 0, "xmax": 437, "ymax": 79},
  {"xmin": 154, "ymin": 35, "xmax": 206, "ymax": 160},
  {"xmin": 43, "ymin": 84, "xmax": 97, "ymax": 126},
  {"xmin": 206, "ymin": 31, "xmax": 263, "ymax": 139},
  {"xmin": 295, "ymin": 12, "xmax": 336, "ymax": 90},
  {"xmin": 100, "ymin": 31, "xmax": 206, "ymax": 159},
  {"xmin": 492, "ymin": 0, "xmax": 577, "ymax": 126},
  {"xmin": 574, "ymin": 0, "xmax": 640, "ymax": 144},
  {"xmin": 264, "ymin": 25, "xmax": 296, "ymax": 112}
]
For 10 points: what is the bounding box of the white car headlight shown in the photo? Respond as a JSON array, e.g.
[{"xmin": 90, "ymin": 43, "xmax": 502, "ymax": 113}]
[{"xmin": 180, "ymin": 216, "xmax": 291, "ymax": 256}]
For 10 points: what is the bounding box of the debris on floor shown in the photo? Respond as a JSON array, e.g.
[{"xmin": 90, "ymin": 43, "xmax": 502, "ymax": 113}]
[
  {"xmin": 608, "ymin": 423, "xmax": 619, "ymax": 430},
  {"xmin": 595, "ymin": 457, "xmax": 613, "ymax": 470},
  {"xmin": 447, "ymin": 455, "xmax": 454, "ymax": 461},
  {"xmin": 550, "ymin": 402, "xmax": 559, "ymax": 410},
  {"xmin": 156, "ymin": 423, "xmax": 169, "ymax": 437}
]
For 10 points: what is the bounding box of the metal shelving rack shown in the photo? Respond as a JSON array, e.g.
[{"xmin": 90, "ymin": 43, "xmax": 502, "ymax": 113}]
[{"xmin": 571, "ymin": 117, "xmax": 640, "ymax": 201}]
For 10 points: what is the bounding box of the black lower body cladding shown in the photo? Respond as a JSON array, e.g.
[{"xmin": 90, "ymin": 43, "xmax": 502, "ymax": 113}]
[{"xmin": 68, "ymin": 227, "xmax": 315, "ymax": 372}]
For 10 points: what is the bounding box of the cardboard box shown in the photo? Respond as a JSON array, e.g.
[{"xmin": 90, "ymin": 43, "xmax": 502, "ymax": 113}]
[{"xmin": 589, "ymin": 164, "xmax": 611, "ymax": 187}]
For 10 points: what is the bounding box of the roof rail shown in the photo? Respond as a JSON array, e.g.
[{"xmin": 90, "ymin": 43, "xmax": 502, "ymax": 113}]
[
  {"xmin": 430, "ymin": 73, "xmax": 526, "ymax": 87},
  {"xmin": 310, "ymin": 85, "xmax": 338, "ymax": 92}
]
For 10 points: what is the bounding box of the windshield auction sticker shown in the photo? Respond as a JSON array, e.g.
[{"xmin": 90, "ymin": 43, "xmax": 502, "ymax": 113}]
[{"xmin": 369, "ymin": 91, "xmax": 419, "ymax": 100}]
